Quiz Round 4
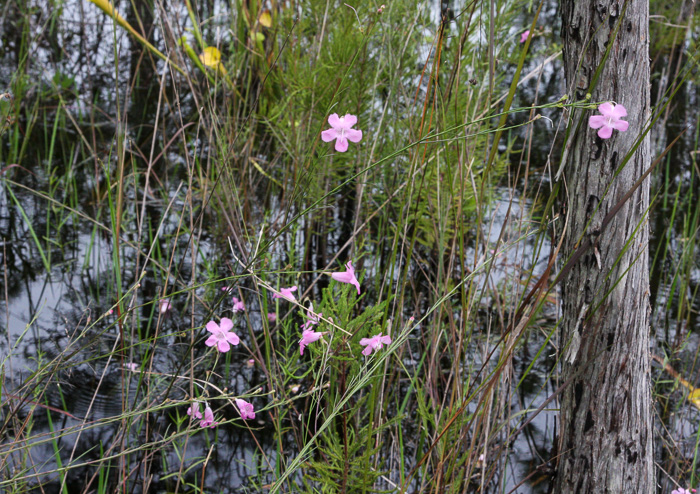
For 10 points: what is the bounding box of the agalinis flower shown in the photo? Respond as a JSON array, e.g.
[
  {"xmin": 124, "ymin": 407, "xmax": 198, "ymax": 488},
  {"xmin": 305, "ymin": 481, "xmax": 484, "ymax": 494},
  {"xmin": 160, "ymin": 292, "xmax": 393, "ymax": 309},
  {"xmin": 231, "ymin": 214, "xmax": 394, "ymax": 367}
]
[
  {"xmin": 187, "ymin": 402, "xmax": 203, "ymax": 420},
  {"xmin": 299, "ymin": 329, "xmax": 325, "ymax": 355},
  {"xmin": 300, "ymin": 303, "xmax": 322, "ymax": 331},
  {"xmin": 273, "ymin": 286, "xmax": 297, "ymax": 302},
  {"xmin": 520, "ymin": 30, "xmax": 530, "ymax": 43},
  {"xmin": 199, "ymin": 405, "xmax": 218, "ymax": 427},
  {"xmin": 205, "ymin": 317, "xmax": 240, "ymax": 353},
  {"xmin": 232, "ymin": 297, "xmax": 245, "ymax": 313},
  {"xmin": 160, "ymin": 299, "xmax": 172, "ymax": 314},
  {"xmin": 359, "ymin": 333, "xmax": 392, "ymax": 356},
  {"xmin": 235, "ymin": 398, "xmax": 255, "ymax": 420},
  {"xmin": 267, "ymin": 312, "xmax": 277, "ymax": 322},
  {"xmin": 321, "ymin": 113, "xmax": 363, "ymax": 152},
  {"xmin": 671, "ymin": 489, "xmax": 696, "ymax": 494},
  {"xmin": 331, "ymin": 261, "xmax": 361, "ymax": 294},
  {"xmin": 588, "ymin": 102, "xmax": 629, "ymax": 139},
  {"xmin": 124, "ymin": 363, "xmax": 139, "ymax": 372}
]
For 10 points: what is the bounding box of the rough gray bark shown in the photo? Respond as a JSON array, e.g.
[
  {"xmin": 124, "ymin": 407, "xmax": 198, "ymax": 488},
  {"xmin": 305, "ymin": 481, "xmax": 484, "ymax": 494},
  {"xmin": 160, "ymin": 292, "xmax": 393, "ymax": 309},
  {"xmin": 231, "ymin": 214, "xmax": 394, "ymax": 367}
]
[{"xmin": 556, "ymin": 0, "xmax": 654, "ymax": 492}]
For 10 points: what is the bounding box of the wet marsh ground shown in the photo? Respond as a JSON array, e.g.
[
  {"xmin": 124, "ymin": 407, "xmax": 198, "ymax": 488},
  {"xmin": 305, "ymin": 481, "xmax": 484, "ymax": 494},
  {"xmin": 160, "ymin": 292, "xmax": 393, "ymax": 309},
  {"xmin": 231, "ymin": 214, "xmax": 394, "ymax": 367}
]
[{"xmin": 0, "ymin": 0, "xmax": 699, "ymax": 492}]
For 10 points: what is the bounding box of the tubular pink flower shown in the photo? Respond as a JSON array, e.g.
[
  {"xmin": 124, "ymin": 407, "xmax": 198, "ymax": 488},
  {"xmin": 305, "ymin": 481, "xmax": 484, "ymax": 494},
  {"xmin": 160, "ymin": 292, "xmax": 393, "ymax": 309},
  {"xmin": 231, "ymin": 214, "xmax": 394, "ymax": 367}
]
[
  {"xmin": 520, "ymin": 30, "xmax": 530, "ymax": 43},
  {"xmin": 321, "ymin": 113, "xmax": 363, "ymax": 152},
  {"xmin": 232, "ymin": 297, "xmax": 245, "ymax": 313},
  {"xmin": 273, "ymin": 286, "xmax": 297, "ymax": 302},
  {"xmin": 588, "ymin": 102, "xmax": 629, "ymax": 139},
  {"xmin": 359, "ymin": 333, "xmax": 392, "ymax": 356},
  {"xmin": 330, "ymin": 261, "xmax": 361, "ymax": 294},
  {"xmin": 299, "ymin": 329, "xmax": 325, "ymax": 355},
  {"xmin": 199, "ymin": 405, "xmax": 218, "ymax": 427},
  {"xmin": 235, "ymin": 398, "xmax": 256, "ymax": 420},
  {"xmin": 187, "ymin": 402, "xmax": 203, "ymax": 420},
  {"xmin": 205, "ymin": 317, "xmax": 240, "ymax": 353},
  {"xmin": 300, "ymin": 303, "xmax": 322, "ymax": 331}
]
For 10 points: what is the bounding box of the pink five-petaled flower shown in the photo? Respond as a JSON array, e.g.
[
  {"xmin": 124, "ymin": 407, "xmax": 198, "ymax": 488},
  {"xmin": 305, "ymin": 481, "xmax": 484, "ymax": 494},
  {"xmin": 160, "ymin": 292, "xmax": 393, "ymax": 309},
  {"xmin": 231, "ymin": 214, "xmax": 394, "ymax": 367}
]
[
  {"xmin": 187, "ymin": 402, "xmax": 203, "ymax": 420},
  {"xmin": 331, "ymin": 261, "xmax": 361, "ymax": 294},
  {"xmin": 199, "ymin": 405, "xmax": 218, "ymax": 428},
  {"xmin": 273, "ymin": 286, "xmax": 297, "ymax": 302},
  {"xmin": 232, "ymin": 296, "xmax": 245, "ymax": 313},
  {"xmin": 321, "ymin": 113, "xmax": 363, "ymax": 152},
  {"xmin": 588, "ymin": 102, "xmax": 629, "ymax": 139},
  {"xmin": 359, "ymin": 333, "xmax": 392, "ymax": 356},
  {"xmin": 205, "ymin": 317, "xmax": 240, "ymax": 353},
  {"xmin": 235, "ymin": 398, "xmax": 255, "ymax": 420},
  {"xmin": 520, "ymin": 30, "xmax": 530, "ymax": 43},
  {"xmin": 299, "ymin": 329, "xmax": 325, "ymax": 355}
]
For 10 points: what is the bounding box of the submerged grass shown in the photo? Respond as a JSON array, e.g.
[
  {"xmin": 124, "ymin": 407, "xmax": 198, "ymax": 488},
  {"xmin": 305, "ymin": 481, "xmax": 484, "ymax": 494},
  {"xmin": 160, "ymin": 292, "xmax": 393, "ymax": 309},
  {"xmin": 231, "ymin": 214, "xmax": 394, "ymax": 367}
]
[{"xmin": 0, "ymin": 0, "xmax": 698, "ymax": 493}]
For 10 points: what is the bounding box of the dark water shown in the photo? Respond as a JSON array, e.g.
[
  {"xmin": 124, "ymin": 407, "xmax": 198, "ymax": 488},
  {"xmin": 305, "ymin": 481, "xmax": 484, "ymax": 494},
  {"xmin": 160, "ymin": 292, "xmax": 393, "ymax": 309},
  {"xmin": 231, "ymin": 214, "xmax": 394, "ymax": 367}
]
[{"xmin": 0, "ymin": 0, "xmax": 698, "ymax": 492}]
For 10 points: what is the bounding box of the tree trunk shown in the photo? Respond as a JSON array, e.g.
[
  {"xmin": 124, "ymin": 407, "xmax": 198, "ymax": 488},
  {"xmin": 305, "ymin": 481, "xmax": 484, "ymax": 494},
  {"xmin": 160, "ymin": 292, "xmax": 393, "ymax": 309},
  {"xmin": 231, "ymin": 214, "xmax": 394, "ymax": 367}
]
[{"xmin": 556, "ymin": 0, "xmax": 654, "ymax": 492}]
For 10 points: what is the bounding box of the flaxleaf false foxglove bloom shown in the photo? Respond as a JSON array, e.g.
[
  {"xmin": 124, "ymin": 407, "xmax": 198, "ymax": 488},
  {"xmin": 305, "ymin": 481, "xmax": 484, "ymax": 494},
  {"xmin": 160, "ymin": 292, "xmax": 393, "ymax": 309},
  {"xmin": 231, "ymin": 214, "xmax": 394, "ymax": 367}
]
[
  {"xmin": 331, "ymin": 261, "xmax": 361, "ymax": 294},
  {"xmin": 671, "ymin": 489, "xmax": 696, "ymax": 494},
  {"xmin": 588, "ymin": 102, "xmax": 628, "ymax": 139},
  {"xmin": 359, "ymin": 333, "xmax": 392, "ymax": 356},
  {"xmin": 187, "ymin": 402, "xmax": 203, "ymax": 420},
  {"xmin": 235, "ymin": 398, "xmax": 256, "ymax": 420},
  {"xmin": 232, "ymin": 296, "xmax": 245, "ymax": 313},
  {"xmin": 300, "ymin": 303, "xmax": 321, "ymax": 331},
  {"xmin": 520, "ymin": 30, "xmax": 530, "ymax": 43},
  {"xmin": 299, "ymin": 329, "xmax": 325, "ymax": 355},
  {"xmin": 205, "ymin": 317, "xmax": 240, "ymax": 353},
  {"xmin": 160, "ymin": 299, "xmax": 172, "ymax": 314},
  {"xmin": 273, "ymin": 286, "xmax": 298, "ymax": 302},
  {"xmin": 321, "ymin": 113, "xmax": 363, "ymax": 152},
  {"xmin": 200, "ymin": 405, "xmax": 218, "ymax": 428}
]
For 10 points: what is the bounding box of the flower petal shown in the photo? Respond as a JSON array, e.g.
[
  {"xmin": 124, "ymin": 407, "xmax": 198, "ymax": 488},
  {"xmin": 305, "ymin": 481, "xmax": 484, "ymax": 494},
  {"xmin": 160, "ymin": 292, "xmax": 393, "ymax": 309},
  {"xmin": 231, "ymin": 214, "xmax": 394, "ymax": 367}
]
[
  {"xmin": 335, "ymin": 136, "xmax": 349, "ymax": 152},
  {"xmin": 321, "ymin": 128, "xmax": 338, "ymax": 142},
  {"xmin": 205, "ymin": 334, "xmax": 218, "ymax": 347},
  {"xmin": 588, "ymin": 115, "xmax": 606, "ymax": 129},
  {"xmin": 611, "ymin": 103, "xmax": 627, "ymax": 118},
  {"xmin": 346, "ymin": 129, "xmax": 363, "ymax": 143},
  {"xmin": 612, "ymin": 119, "xmax": 628, "ymax": 132},
  {"xmin": 328, "ymin": 113, "xmax": 341, "ymax": 127},
  {"xmin": 217, "ymin": 339, "xmax": 231, "ymax": 353},
  {"xmin": 219, "ymin": 317, "xmax": 234, "ymax": 332},
  {"xmin": 597, "ymin": 126, "xmax": 613, "ymax": 139},
  {"xmin": 598, "ymin": 102, "xmax": 615, "ymax": 117},
  {"xmin": 342, "ymin": 114, "xmax": 357, "ymax": 127},
  {"xmin": 362, "ymin": 346, "xmax": 373, "ymax": 356},
  {"xmin": 380, "ymin": 335, "xmax": 392, "ymax": 345},
  {"xmin": 359, "ymin": 337, "xmax": 372, "ymax": 346},
  {"xmin": 206, "ymin": 321, "xmax": 220, "ymax": 334},
  {"xmin": 225, "ymin": 332, "xmax": 240, "ymax": 345}
]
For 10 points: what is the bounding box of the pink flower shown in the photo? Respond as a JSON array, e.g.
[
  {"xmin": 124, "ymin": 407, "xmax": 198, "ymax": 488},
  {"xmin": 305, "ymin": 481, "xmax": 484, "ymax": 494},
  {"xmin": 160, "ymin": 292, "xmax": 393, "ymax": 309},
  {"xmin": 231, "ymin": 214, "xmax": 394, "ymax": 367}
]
[
  {"xmin": 235, "ymin": 398, "xmax": 255, "ymax": 420},
  {"xmin": 205, "ymin": 317, "xmax": 240, "ymax": 352},
  {"xmin": 273, "ymin": 286, "xmax": 297, "ymax": 302},
  {"xmin": 199, "ymin": 405, "xmax": 218, "ymax": 427},
  {"xmin": 520, "ymin": 30, "xmax": 530, "ymax": 43},
  {"xmin": 232, "ymin": 296, "xmax": 245, "ymax": 313},
  {"xmin": 246, "ymin": 358, "xmax": 255, "ymax": 367},
  {"xmin": 671, "ymin": 489, "xmax": 696, "ymax": 494},
  {"xmin": 221, "ymin": 286, "xmax": 231, "ymax": 292},
  {"xmin": 267, "ymin": 312, "xmax": 277, "ymax": 322},
  {"xmin": 159, "ymin": 299, "xmax": 172, "ymax": 314},
  {"xmin": 299, "ymin": 329, "xmax": 325, "ymax": 355},
  {"xmin": 588, "ymin": 102, "xmax": 629, "ymax": 139},
  {"xmin": 300, "ymin": 303, "xmax": 322, "ymax": 331},
  {"xmin": 321, "ymin": 113, "xmax": 363, "ymax": 152},
  {"xmin": 331, "ymin": 261, "xmax": 361, "ymax": 294},
  {"xmin": 187, "ymin": 402, "xmax": 203, "ymax": 420},
  {"xmin": 359, "ymin": 333, "xmax": 392, "ymax": 356},
  {"xmin": 124, "ymin": 363, "xmax": 139, "ymax": 372}
]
